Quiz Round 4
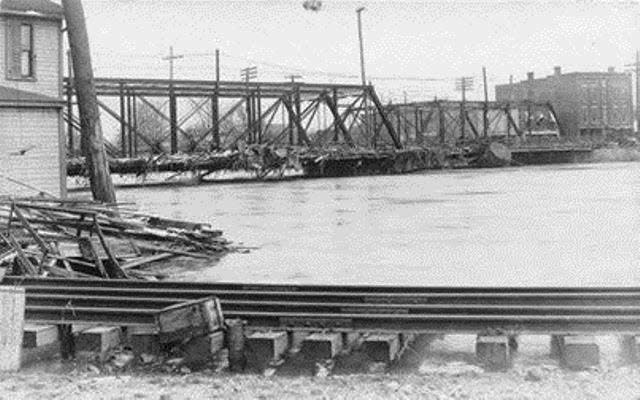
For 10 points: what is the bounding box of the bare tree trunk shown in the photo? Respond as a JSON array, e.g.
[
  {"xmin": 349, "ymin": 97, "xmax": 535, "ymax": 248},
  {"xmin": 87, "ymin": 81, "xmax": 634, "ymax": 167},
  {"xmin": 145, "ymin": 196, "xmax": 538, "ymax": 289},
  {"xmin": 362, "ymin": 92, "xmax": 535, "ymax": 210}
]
[{"xmin": 62, "ymin": 0, "xmax": 116, "ymax": 203}]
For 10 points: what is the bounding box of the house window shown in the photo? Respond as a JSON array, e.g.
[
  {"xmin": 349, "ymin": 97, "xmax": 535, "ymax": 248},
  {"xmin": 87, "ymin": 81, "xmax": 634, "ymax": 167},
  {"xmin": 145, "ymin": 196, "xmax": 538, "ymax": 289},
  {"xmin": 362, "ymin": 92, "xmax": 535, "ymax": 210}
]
[
  {"xmin": 20, "ymin": 24, "xmax": 33, "ymax": 77},
  {"xmin": 6, "ymin": 21, "xmax": 35, "ymax": 80}
]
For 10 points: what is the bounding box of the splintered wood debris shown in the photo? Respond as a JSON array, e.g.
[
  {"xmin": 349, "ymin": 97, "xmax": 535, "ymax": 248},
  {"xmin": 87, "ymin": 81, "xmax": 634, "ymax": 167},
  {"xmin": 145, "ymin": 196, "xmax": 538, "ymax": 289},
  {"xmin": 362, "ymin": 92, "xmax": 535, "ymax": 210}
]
[{"xmin": 0, "ymin": 196, "xmax": 235, "ymax": 279}]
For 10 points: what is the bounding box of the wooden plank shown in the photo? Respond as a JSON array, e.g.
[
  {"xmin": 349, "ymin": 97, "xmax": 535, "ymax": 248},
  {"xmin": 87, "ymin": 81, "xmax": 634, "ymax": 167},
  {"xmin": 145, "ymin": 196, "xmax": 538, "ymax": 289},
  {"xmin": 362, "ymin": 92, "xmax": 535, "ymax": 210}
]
[
  {"xmin": 94, "ymin": 219, "xmax": 127, "ymax": 279},
  {"xmin": 12, "ymin": 206, "xmax": 51, "ymax": 254},
  {"xmin": 136, "ymin": 243, "xmax": 209, "ymax": 259},
  {"xmin": 120, "ymin": 253, "xmax": 173, "ymax": 270},
  {"xmin": 77, "ymin": 237, "xmax": 108, "ymax": 278},
  {"xmin": 3, "ymin": 233, "xmax": 37, "ymax": 275},
  {"xmin": 0, "ymin": 286, "xmax": 25, "ymax": 371}
]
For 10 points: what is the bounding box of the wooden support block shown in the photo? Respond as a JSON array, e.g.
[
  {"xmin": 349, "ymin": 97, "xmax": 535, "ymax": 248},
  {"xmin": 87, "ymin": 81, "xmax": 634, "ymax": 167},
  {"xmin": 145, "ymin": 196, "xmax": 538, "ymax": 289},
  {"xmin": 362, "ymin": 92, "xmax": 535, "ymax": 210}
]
[
  {"xmin": 76, "ymin": 326, "xmax": 121, "ymax": 360},
  {"xmin": 227, "ymin": 319, "xmax": 247, "ymax": 372},
  {"xmin": 476, "ymin": 335, "xmax": 512, "ymax": 371},
  {"xmin": 0, "ymin": 286, "xmax": 25, "ymax": 371},
  {"xmin": 183, "ymin": 331, "xmax": 225, "ymax": 367},
  {"xmin": 300, "ymin": 332, "xmax": 343, "ymax": 360},
  {"xmin": 23, "ymin": 324, "xmax": 58, "ymax": 348},
  {"xmin": 362, "ymin": 333, "xmax": 401, "ymax": 363},
  {"xmin": 246, "ymin": 331, "xmax": 289, "ymax": 370},
  {"xmin": 560, "ymin": 335, "xmax": 599, "ymax": 370}
]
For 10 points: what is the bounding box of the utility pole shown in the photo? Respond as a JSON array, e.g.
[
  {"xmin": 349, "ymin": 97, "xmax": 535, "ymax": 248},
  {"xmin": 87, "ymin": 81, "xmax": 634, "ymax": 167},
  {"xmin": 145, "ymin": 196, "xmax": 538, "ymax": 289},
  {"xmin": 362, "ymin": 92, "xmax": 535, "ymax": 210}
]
[
  {"xmin": 211, "ymin": 48, "xmax": 220, "ymax": 150},
  {"xmin": 482, "ymin": 66, "xmax": 489, "ymax": 137},
  {"xmin": 241, "ymin": 67, "xmax": 257, "ymax": 143},
  {"xmin": 163, "ymin": 46, "xmax": 183, "ymax": 154},
  {"xmin": 162, "ymin": 46, "xmax": 184, "ymax": 81},
  {"xmin": 356, "ymin": 6, "xmax": 370, "ymax": 138},
  {"xmin": 240, "ymin": 66, "xmax": 258, "ymax": 83},
  {"xmin": 62, "ymin": 0, "xmax": 116, "ymax": 203},
  {"xmin": 215, "ymin": 48, "xmax": 220, "ymax": 82},
  {"xmin": 455, "ymin": 76, "xmax": 474, "ymax": 140},
  {"xmin": 286, "ymin": 74, "xmax": 303, "ymax": 83}
]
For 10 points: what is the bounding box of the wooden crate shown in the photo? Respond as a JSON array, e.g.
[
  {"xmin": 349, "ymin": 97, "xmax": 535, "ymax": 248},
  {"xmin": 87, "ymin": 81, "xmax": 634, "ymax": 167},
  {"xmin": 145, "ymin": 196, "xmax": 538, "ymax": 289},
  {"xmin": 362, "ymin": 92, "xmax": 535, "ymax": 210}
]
[{"xmin": 155, "ymin": 296, "xmax": 224, "ymax": 344}]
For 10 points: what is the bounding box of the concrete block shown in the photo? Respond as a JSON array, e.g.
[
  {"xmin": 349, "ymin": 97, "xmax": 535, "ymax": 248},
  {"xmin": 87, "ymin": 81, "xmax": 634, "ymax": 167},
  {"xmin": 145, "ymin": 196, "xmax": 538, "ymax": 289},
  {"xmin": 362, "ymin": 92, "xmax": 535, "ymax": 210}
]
[
  {"xmin": 362, "ymin": 333, "xmax": 401, "ymax": 363},
  {"xmin": 23, "ymin": 324, "xmax": 58, "ymax": 348},
  {"xmin": 246, "ymin": 331, "xmax": 289, "ymax": 369},
  {"xmin": 620, "ymin": 335, "xmax": 640, "ymax": 363},
  {"xmin": 76, "ymin": 326, "xmax": 121, "ymax": 359},
  {"xmin": 341, "ymin": 332, "xmax": 361, "ymax": 352},
  {"xmin": 476, "ymin": 335, "xmax": 512, "ymax": 371},
  {"xmin": 183, "ymin": 331, "xmax": 225, "ymax": 367},
  {"xmin": 300, "ymin": 332, "xmax": 343, "ymax": 360},
  {"xmin": 550, "ymin": 335, "xmax": 565, "ymax": 359},
  {"xmin": 288, "ymin": 331, "xmax": 310, "ymax": 353},
  {"xmin": 560, "ymin": 335, "xmax": 599, "ymax": 370},
  {"xmin": 0, "ymin": 286, "xmax": 25, "ymax": 371},
  {"xmin": 72, "ymin": 324, "xmax": 96, "ymax": 334}
]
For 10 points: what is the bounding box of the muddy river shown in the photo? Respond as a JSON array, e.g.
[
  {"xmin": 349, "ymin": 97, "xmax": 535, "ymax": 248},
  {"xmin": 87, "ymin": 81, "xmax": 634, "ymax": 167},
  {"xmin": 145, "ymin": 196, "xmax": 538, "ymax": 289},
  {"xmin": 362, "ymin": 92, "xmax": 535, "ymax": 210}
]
[{"xmin": 118, "ymin": 162, "xmax": 640, "ymax": 286}]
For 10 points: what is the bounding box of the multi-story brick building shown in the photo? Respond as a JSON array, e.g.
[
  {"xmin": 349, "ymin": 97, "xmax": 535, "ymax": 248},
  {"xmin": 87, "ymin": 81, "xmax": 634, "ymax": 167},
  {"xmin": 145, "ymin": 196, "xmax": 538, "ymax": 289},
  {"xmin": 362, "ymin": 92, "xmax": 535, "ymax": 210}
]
[{"xmin": 495, "ymin": 66, "xmax": 633, "ymax": 138}]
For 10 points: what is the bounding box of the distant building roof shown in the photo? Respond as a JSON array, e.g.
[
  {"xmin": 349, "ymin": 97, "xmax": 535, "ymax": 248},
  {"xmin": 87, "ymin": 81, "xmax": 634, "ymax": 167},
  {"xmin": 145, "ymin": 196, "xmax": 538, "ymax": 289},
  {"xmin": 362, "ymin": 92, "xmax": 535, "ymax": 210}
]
[
  {"xmin": 0, "ymin": 85, "xmax": 63, "ymax": 108},
  {"xmin": 0, "ymin": 0, "xmax": 63, "ymax": 19}
]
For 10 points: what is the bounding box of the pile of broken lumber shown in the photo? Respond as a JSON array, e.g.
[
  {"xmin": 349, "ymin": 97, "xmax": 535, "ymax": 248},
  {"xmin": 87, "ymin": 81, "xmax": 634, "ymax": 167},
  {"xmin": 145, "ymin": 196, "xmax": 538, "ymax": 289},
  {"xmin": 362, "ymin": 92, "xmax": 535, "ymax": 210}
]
[{"xmin": 0, "ymin": 196, "xmax": 232, "ymax": 279}]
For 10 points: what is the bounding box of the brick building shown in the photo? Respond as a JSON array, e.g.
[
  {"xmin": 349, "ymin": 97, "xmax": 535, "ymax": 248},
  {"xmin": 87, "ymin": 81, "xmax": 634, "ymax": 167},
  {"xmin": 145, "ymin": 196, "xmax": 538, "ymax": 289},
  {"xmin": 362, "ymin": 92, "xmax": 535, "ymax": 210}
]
[{"xmin": 495, "ymin": 67, "xmax": 633, "ymax": 138}]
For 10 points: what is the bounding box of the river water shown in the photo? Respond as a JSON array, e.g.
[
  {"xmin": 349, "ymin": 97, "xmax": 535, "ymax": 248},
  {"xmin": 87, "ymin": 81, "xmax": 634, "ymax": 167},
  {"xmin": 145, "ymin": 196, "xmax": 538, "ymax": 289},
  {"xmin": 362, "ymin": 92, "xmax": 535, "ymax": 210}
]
[{"xmin": 118, "ymin": 162, "xmax": 640, "ymax": 287}]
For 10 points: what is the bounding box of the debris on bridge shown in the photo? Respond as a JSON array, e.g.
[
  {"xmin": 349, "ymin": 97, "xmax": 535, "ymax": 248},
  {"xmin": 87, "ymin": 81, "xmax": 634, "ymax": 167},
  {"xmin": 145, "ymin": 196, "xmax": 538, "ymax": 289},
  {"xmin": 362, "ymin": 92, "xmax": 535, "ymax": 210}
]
[{"xmin": 0, "ymin": 196, "xmax": 233, "ymax": 279}]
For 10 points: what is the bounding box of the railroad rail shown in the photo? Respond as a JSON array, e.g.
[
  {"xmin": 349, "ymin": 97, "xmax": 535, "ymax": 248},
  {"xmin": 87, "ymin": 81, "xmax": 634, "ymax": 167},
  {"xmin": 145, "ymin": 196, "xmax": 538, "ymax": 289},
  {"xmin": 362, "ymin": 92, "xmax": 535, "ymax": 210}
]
[{"xmin": 5, "ymin": 277, "xmax": 640, "ymax": 334}]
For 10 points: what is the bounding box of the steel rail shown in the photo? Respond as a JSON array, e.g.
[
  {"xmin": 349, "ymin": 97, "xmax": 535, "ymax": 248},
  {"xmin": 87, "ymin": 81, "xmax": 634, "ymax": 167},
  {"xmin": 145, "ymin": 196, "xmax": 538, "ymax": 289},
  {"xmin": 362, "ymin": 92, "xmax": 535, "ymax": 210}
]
[
  {"xmin": 14, "ymin": 286, "xmax": 640, "ymax": 307},
  {"xmin": 22, "ymin": 302, "xmax": 640, "ymax": 334},
  {"xmin": 24, "ymin": 294, "xmax": 640, "ymax": 315},
  {"xmin": 6, "ymin": 277, "xmax": 640, "ymax": 333},
  {"xmin": 5, "ymin": 276, "xmax": 640, "ymax": 294},
  {"xmin": 25, "ymin": 305, "xmax": 160, "ymax": 326}
]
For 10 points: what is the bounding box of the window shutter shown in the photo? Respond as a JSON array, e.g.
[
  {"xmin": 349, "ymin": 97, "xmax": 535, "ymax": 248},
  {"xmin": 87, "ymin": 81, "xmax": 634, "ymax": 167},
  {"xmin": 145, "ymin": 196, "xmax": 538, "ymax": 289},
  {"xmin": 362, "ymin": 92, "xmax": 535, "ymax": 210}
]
[{"xmin": 5, "ymin": 20, "xmax": 21, "ymax": 79}]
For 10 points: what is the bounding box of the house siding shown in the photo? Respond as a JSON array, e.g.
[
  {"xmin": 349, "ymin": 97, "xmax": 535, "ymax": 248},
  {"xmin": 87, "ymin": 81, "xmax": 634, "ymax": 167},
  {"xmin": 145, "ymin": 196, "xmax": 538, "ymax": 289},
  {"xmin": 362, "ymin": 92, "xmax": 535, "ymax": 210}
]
[
  {"xmin": 0, "ymin": 16, "xmax": 61, "ymax": 98},
  {"xmin": 0, "ymin": 107, "xmax": 62, "ymax": 196}
]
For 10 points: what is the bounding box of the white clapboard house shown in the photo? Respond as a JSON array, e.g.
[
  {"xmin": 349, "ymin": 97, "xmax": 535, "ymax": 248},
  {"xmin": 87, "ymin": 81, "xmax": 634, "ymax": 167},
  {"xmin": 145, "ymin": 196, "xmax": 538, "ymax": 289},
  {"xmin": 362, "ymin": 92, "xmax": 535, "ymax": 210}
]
[{"xmin": 0, "ymin": 0, "xmax": 65, "ymax": 197}]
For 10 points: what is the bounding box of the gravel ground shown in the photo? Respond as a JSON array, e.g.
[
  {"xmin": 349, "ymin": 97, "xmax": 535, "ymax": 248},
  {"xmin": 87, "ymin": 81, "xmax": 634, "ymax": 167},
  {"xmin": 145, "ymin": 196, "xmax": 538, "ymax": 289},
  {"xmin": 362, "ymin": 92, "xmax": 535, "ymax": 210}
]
[{"xmin": 3, "ymin": 335, "xmax": 640, "ymax": 400}]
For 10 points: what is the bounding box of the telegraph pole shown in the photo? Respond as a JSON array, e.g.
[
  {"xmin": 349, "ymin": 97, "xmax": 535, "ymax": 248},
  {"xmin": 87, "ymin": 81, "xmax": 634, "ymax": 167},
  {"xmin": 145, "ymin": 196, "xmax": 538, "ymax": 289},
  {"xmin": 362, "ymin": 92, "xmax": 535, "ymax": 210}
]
[
  {"xmin": 163, "ymin": 46, "xmax": 183, "ymax": 153},
  {"xmin": 211, "ymin": 48, "xmax": 220, "ymax": 150},
  {"xmin": 286, "ymin": 74, "xmax": 303, "ymax": 83},
  {"xmin": 240, "ymin": 66, "xmax": 258, "ymax": 83},
  {"xmin": 455, "ymin": 76, "xmax": 474, "ymax": 139},
  {"xmin": 482, "ymin": 67, "xmax": 489, "ymax": 137},
  {"xmin": 356, "ymin": 7, "xmax": 370, "ymax": 138},
  {"xmin": 62, "ymin": 0, "xmax": 116, "ymax": 202},
  {"xmin": 163, "ymin": 46, "xmax": 184, "ymax": 81},
  {"xmin": 241, "ymin": 67, "xmax": 257, "ymax": 143}
]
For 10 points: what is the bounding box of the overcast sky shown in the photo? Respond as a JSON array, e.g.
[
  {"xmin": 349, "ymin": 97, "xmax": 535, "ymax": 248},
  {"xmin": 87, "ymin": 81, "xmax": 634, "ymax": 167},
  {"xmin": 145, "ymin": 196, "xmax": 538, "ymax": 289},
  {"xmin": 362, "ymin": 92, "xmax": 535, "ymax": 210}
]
[{"xmin": 79, "ymin": 0, "xmax": 639, "ymax": 102}]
